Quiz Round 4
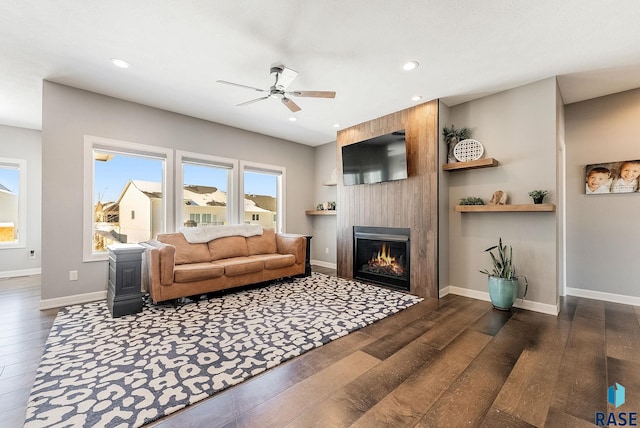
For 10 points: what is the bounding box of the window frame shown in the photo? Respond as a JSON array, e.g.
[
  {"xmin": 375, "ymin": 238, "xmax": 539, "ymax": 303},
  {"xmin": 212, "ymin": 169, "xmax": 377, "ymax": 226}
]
[
  {"xmin": 83, "ymin": 135, "xmax": 174, "ymax": 262},
  {"xmin": 0, "ymin": 157, "xmax": 27, "ymax": 249},
  {"xmin": 175, "ymin": 151, "xmax": 238, "ymax": 230},
  {"xmin": 239, "ymin": 160, "xmax": 285, "ymax": 233}
]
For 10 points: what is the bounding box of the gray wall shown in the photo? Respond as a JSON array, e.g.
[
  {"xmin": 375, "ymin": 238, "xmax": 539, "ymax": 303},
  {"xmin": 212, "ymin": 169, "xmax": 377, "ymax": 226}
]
[
  {"xmin": 42, "ymin": 81, "xmax": 314, "ymax": 302},
  {"xmin": 565, "ymin": 88, "xmax": 640, "ymax": 298},
  {"xmin": 310, "ymin": 141, "xmax": 337, "ymax": 266},
  {"xmin": 0, "ymin": 125, "xmax": 41, "ymax": 275},
  {"xmin": 445, "ymin": 77, "xmax": 559, "ymax": 308}
]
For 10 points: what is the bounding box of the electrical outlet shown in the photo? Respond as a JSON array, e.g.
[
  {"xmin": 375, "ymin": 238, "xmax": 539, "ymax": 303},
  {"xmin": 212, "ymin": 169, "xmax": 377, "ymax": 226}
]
[
  {"xmin": 325, "ymin": 247, "xmax": 329, "ymax": 254},
  {"xmin": 29, "ymin": 250, "xmax": 35, "ymax": 259},
  {"xmin": 69, "ymin": 270, "xmax": 78, "ymax": 281}
]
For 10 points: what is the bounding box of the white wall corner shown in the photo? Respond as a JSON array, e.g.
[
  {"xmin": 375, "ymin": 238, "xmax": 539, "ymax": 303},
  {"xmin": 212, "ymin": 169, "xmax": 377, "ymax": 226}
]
[
  {"xmin": 443, "ymin": 285, "xmax": 559, "ymax": 316},
  {"xmin": 40, "ymin": 290, "xmax": 107, "ymax": 310},
  {"xmin": 0, "ymin": 268, "xmax": 41, "ymax": 279},
  {"xmin": 566, "ymin": 287, "xmax": 640, "ymax": 307},
  {"xmin": 310, "ymin": 260, "xmax": 337, "ymax": 269}
]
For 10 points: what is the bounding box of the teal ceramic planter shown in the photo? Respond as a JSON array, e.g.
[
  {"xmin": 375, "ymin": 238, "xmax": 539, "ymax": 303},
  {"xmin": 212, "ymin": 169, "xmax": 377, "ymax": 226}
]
[{"xmin": 488, "ymin": 276, "xmax": 519, "ymax": 310}]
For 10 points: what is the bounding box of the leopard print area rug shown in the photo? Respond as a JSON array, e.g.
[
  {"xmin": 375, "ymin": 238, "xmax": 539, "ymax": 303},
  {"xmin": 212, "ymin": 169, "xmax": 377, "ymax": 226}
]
[{"xmin": 24, "ymin": 273, "xmax": 422, "ymax": 427}]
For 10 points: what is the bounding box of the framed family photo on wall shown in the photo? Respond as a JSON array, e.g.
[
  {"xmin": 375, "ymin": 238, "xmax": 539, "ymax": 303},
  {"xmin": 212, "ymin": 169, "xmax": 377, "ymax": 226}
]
[{"xmin": 585, "ymin": 159, "xmax": 640, "ymax": 194}]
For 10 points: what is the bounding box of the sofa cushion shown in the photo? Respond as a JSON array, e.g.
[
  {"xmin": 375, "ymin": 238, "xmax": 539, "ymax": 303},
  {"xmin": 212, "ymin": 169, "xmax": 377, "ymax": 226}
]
[
  {"xmin": 249, "ymin": 254, "xmax": 296, "ymax": 270},
  {"xmin": 173, "ymin": 262, "xmax": 225, "ymax": 283},
  {"xmin": 208, "ymin": 236, "xmax": 249, "ymax": 261},
  {"xmin": 215, "ymin": 257, "xmax": 264, "ymax": 277},
  {"xmin": 157, "ymin": 233, "xmax": 210, "ymax": 265},
  {"xmin": 246, "ymin": 228, "xmax": 277, "ymax": 255}
]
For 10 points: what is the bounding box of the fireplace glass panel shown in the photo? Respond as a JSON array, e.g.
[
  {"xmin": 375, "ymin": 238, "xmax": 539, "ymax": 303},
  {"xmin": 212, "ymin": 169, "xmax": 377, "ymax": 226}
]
[{"xmin": 353, "ymin": 226, "xmax": 410, "ymax": 291}]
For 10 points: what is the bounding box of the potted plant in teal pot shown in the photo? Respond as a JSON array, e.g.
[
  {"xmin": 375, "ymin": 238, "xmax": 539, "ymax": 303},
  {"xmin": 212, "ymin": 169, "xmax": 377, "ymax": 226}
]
[{"xmin": 480, "ymin": 238, "xmax": 528, "ymax": 311}]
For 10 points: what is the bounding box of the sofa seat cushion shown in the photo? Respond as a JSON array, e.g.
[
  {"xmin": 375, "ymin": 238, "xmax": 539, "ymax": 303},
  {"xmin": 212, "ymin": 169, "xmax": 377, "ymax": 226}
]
[
  {"xmin": 249, "ymin": 254, "xmax": 296, "ymax": 270},
  {"xmin": 157, "ymin": 233, "xmax": 210, "ymax": 265},
  {"xmin": 246, "ymin": 228, "xmax": 277, "ymax": 255},
  {"xmin": 173, "ymin": 262, "xmax": 225, "ymax": 283},
  {"xmin": 208, "ymin": 236, "xmax": 249, "ymax": 261},
  {"xmin": 213, "ymin": 257, "xmax": 264, "ymax": 277}
]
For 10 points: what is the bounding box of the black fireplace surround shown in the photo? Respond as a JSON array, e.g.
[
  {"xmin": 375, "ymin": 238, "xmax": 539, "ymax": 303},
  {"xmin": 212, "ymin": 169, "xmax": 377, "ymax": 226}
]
[{"xmin": 353, "ymin": 226, "xmax": 410, "ymax": 291}]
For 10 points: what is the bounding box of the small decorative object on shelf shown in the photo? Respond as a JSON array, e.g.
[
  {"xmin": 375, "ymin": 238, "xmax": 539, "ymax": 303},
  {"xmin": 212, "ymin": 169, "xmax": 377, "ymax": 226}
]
[
  {"xmin": 528, "ymin": 189, "xmax": 548, "ymax": 204},
  {"xmin": 454, "ymin": 139, "xmax": 484, "ymax": 162},
  {"xmin": 459, "ymin": 196, "xmax": 485, "ymax": 205},
  {"xmin": 317, "ymin": 201, "xmax": 336, "ymax": 210},
  {"xmin": 442, "ymin": 124, "xmax": 472, "ymax": 164},
  {"xmin": 489, "ymin": 190, "xmax": 507, "ymax": 205}
]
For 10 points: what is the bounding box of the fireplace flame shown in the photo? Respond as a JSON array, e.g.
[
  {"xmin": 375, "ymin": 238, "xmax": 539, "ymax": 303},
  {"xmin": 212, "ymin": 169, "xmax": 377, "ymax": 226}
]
[{"xmin": 367, "ymin": 243, "xmax": 405, "ymax": 276}]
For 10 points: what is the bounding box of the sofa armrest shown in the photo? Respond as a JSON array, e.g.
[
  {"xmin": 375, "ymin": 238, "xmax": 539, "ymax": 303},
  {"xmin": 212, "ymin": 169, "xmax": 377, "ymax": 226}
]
[
  {"xmin": 140, "ymin": 240, "xmax": 176, "ymax": 286},
  {"xmin": 276, "ymin": 234, "xmax": 306, "ymax": 264}
]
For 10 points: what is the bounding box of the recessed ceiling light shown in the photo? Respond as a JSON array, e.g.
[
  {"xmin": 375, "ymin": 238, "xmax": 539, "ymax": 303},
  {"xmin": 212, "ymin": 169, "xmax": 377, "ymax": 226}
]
[
  {"xmin": 403, "ymin": 61, "xmax": 419, "ymax": 71},
  {"xmin": 412, "ymin": 95, "xmax": 422, "ymax": 101},
  {"xmin": 289, "ymin": 117, "xmax": 297, "ymax": 122},
  {"xmin": 110, "ymin": 58, "xmax": 130, "ymax": 69},
  {"xmin": 333, "ymin": 123, "xmax": 340, "ymax": 128}
]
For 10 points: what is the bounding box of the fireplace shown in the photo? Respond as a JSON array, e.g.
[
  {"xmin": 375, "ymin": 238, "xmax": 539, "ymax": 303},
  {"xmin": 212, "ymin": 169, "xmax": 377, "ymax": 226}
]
[{"xmin": 353, "ymin": 226, "xmax": 410, "ymax": 291}]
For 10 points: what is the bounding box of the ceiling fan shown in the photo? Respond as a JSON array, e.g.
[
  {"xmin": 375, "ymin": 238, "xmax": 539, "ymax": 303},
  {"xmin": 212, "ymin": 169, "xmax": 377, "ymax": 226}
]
[{"xmin": 216, "ymin": 65, "xmax": 336, "ymax": 112}]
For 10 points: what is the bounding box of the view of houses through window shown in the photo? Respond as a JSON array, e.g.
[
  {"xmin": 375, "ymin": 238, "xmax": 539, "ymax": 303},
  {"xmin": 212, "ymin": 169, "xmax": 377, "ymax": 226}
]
[
  {"xmin": 0, "ymin": 158, "xmax": 25, "ymax": 247},
  {"xmin": 182, "ymin": 162, "xmax": 229, "ymax": 227},
  {"xmin": 93, "ymin": 151, "xmax": 165, "ymax": 252},
  {"xmin": 243, "ymin": 170, "xmax": 278, "ymax": 230},
  {"xmin": 90, "ymin": 143, "xmax": 282, "ymax": 256}
]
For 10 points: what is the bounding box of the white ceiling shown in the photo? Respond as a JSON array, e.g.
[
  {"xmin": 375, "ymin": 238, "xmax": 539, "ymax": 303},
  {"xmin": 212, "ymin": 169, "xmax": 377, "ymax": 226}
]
[{"xmin": 2, "ymin": 1, "xmax": 640, "ymax": 147}]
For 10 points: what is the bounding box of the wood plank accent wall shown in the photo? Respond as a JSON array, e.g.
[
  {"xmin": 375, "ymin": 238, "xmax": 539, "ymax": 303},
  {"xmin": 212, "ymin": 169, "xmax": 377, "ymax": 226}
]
[{"xmin": 336, "ymin": 100, "xmax": 439, "ymax": 298}]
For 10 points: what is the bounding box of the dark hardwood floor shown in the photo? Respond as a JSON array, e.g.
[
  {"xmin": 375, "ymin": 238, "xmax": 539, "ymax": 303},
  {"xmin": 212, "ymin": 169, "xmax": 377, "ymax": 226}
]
[{"xmin": 1, "ymin": 267, "xmax": 639, "ymax": 427}]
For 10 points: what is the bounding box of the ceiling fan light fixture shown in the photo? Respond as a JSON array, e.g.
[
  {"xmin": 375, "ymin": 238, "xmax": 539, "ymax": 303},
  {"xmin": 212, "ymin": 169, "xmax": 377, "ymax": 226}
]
[
  {"xmin": 403, "ymin": 61, "xmax": 419, "ymax": 71},
  {"xmin": 110, "ymin": 58, "xmax": 130, "ymax": 69}
]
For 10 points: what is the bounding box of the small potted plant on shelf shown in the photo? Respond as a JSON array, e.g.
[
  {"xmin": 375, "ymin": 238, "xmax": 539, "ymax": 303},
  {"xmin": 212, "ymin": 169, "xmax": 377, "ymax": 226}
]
[
  {"xmin": 479, "ymin": 238, "xmax": 528, "ymax": 311},
  {"xmin": 528, "ymin": 189, "xmax": 548, "ymax": 204},
  {"xmin": 458, "ymin": 196, "xmax": 484, "ymax": 205},
  {"xmin": 442, "ymin": 124, "xmax": 472, "ymax": 163}
]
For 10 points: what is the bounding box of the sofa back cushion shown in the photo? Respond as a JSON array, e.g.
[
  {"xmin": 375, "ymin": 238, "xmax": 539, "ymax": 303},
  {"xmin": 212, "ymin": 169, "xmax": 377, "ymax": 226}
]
[
  {"xmin": 208, "ymin": 236, "xmax": 249, "ymax": 261},
  {"xmin": 246, "ymin": 228, "xmax": 277, "ymax": 255},
  {"xmin": 156, "ymin": 233, "xmax": 210, "ymax": 265}
]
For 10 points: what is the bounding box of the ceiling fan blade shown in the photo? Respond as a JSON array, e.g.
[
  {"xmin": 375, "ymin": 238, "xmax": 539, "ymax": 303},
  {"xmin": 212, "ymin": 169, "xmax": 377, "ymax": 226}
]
[
  {"xmin": 217, "ymin": 80, "xmax": 267, "ymax": 93},
  {"xmin": 288, "ymin": 90, "xmax": 336, "ymax": 98},
  {"xmin": 281, "ymin": 97, "xmax": 301, "ymax": 112},
  {"xmin": 237, "ymin": 96, "xmax": 270, "ymax": 107}
]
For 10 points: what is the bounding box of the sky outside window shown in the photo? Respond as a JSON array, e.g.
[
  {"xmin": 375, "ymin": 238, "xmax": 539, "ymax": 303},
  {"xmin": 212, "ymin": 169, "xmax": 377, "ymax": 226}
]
[
  {"xmin": 0, "ymin": 167, "xmax": 19, "ymax": 193},
  {"xmin": 95, "ymin": 153, "xmax": 276, "ymax": 203}
]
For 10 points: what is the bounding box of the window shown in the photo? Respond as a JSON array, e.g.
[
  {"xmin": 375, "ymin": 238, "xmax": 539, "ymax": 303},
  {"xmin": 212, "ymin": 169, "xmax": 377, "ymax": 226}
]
[
  {"xmin": 241, "ymin": 161, "xmax": 285, "ymax": 232},
  {"xmin": 84, "ymin": 136, "xmax": 173, "ymax": 261},
  {"xmin": 176, "ymin": 151, "xmax": 237, "ymax": 229},
  {"xmin": 0, "ymin": 158, "xmax": 26, "ymax": 249}
]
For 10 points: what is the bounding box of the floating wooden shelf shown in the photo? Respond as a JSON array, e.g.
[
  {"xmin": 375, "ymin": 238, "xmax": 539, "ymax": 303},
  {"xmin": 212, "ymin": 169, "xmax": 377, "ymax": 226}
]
[
  {"xmin": 455, "ymin": 204, "xmax": 556, "ymax": 213},
  {"xmin": 305, "ymin": 210, "xmax": 337, "ymax": 216},
  {"xmin": 442, "ymin": 158, "xmax": 499, "ymax": 171}
]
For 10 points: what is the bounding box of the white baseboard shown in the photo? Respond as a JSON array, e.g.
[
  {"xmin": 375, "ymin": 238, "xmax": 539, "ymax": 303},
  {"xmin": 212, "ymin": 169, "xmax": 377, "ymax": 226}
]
[
  {"xmin": 441, "ymin": 285, "xmax": 559, "ymax": 316},
  {"xmin": 311, "ymin": 260, "xmax": 337, "ymax": 269},
  {"xmin": 566, "ymin": 287, "xmax": 640, "ymax": 307},
  {"xmin": 40, "ymin": 291, "xmax": 107, "ymax": 310},
  {"xmin": 0, "ymin": 268, "xmax": 41, "ymax": 279}
]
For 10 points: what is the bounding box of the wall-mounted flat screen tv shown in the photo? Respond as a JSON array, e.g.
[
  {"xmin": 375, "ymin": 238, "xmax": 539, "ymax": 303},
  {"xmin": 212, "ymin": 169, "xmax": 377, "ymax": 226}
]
[{"xmin": 342, "ymin": 129, "xmax": 408, "ymax": 185}]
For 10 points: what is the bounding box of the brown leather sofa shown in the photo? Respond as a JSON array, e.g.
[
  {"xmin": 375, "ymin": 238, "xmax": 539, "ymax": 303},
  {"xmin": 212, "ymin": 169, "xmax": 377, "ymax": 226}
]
[{"xmin": 140, "ymin": 228, "xmax": 306, "ymax": 303}]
